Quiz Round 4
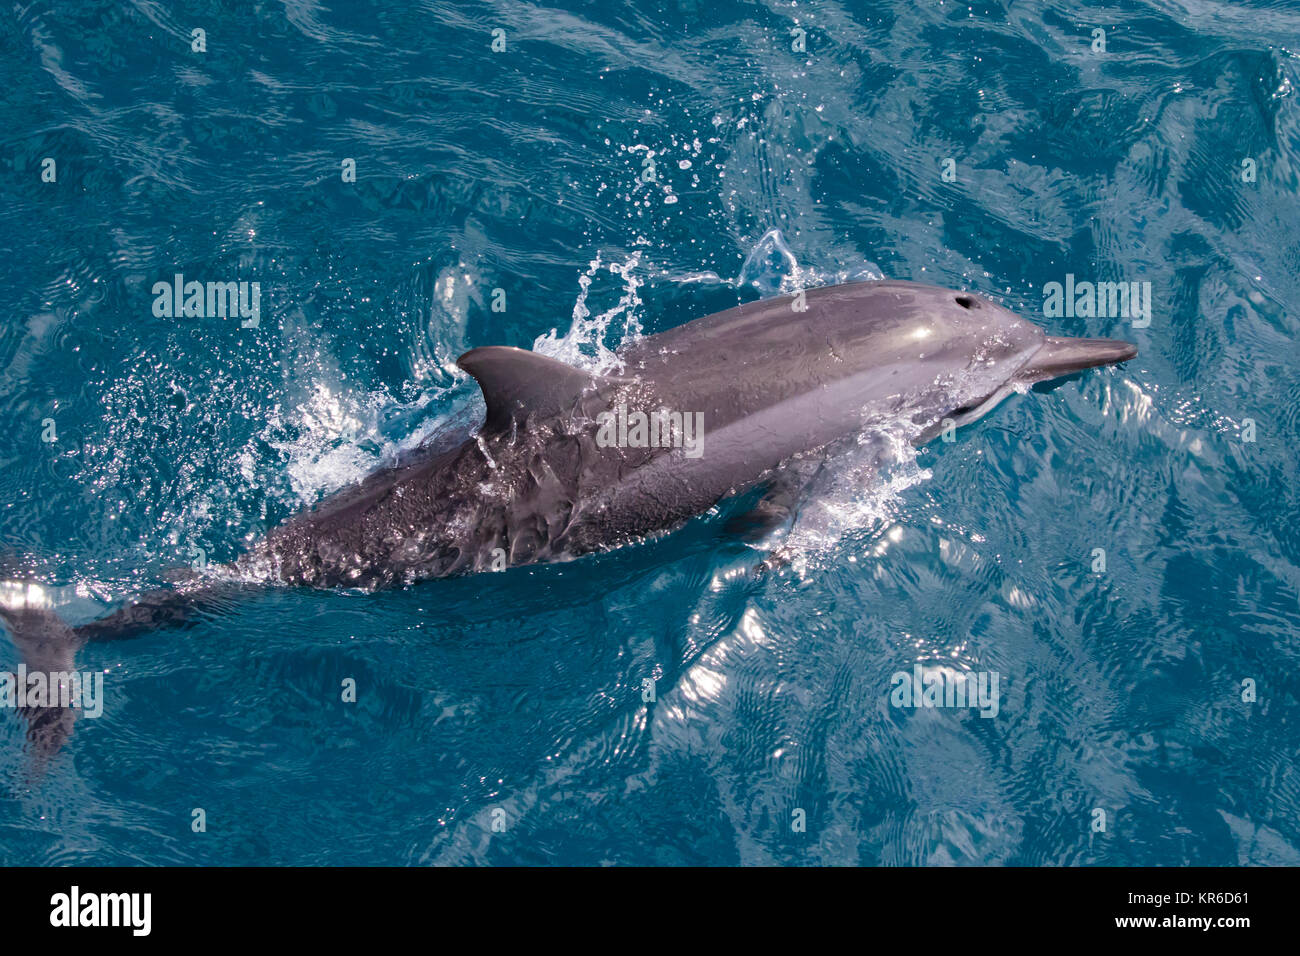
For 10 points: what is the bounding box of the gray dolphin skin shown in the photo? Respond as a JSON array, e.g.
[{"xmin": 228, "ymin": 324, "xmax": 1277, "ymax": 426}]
[
  {"xmin": 244, "ymin": 279, "xmax": 1135, "ymax": 586},
  {"xmin": 2, "ymin": 279, "xmax": 1136, "ymax": 758}
]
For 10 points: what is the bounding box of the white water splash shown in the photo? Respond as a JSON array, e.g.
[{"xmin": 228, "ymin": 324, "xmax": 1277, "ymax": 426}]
[
  {"xmin": 736, "ymin": 228, "xmax": 806, "ymax": 295},
  {"xmin": 532, "ymin": 252, "xmax": 644, "ymax": 374},
  {"xmin": 258, "ymin": 381, "xmax": 451, "ymax": 506},
  {"xmin": 409, "ymin": 260, "xmax": 483, "ymax": 384},
  {"xmin": 658, "ymin": 228, "xmax": 882, "ymax": 297},
  {"xmin": 778, "ymin": 426, "xmax": 932, "ymax": 575}
]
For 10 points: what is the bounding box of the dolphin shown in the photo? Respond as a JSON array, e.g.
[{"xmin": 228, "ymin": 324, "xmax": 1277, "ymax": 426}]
[{"xmin": 1, "ymin": 279, "xmax": 1136, "ymax": 759}]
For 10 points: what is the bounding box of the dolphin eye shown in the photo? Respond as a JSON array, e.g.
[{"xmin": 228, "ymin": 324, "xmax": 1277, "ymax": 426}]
[{"xmin": 954, "ymin": 296, "xmax": 978, "ymax": 310}]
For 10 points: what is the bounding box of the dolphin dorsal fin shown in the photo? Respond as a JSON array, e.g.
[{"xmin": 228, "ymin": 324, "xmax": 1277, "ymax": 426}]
[{"xmin": 457, "ymin": 346, "xmax": 596, "ymax": 432}]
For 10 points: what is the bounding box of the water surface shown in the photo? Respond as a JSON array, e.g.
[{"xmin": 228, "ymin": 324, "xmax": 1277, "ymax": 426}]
[{"xmin": 1, "ymin": 0, "xmax": 1298, "ymax": 865}]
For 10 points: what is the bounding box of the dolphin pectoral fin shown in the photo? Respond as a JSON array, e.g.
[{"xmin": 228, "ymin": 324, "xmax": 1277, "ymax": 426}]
[
  {"xmin": 752, "ymin": 545, "xmax": 797, "ymax": 577},
  {"xmin": 456, "ymin": 346, "xmax": 599, "ymax": 432},
  {"xmin": 724, "ymin": 457, "xmax": 826, "ymax": 543},
  {"xmin": 725, "ymin": 494, "xmax": 795, "ymax": 541}
]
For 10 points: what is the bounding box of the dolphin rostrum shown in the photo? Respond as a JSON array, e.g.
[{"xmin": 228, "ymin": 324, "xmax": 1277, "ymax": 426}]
[{"xmin": 1, "ymin": 279, "xmax": 1136, "ymax": 758}]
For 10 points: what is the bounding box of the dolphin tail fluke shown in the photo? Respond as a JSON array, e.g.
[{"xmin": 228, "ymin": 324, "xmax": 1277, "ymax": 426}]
[
  {"xmin": 72, "ymin": 580, "xmax": 251, "ymax": 643},
  {"xmin": 1, "ymin": 570, "xmax": 250, "ymax": 771},
  {"xmin": 0, "ymin": 580, "xmax": 86, "ymax": 772}
]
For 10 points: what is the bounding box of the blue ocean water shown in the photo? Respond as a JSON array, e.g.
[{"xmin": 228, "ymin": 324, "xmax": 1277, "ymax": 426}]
[{"xmin": 1, "ymin": 0, "xmax": 1298, "ymax": 866}]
